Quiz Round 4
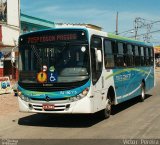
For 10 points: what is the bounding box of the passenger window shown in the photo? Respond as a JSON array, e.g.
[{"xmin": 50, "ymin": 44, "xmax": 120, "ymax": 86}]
[
  {"xmin": 116, "ymin": 42, "xmax": 124, "ymax": 67},
  {"xmin": 118, "ymin": 43, "xmax": 124, "ymax": 54},
  {"xmin": 125, "ymin": 44, "xmax": 134, "ymax": 66},
  {"xmin": 140, "ymin": 47, "xmax": 145, "ymax": 66},
  {"xmin": 134, "ymin": 46, "xmax": 141, "ymax": 66},
  {"xmin": 104, "ymin": 40, "xmax": 115, "ymax": 68},
  {"xmin": 145, "ymin": 47, "xmax": 150, "ymax": 66},
  {"xmin": 149, "ymin": 47, "xmax": 154, "ymax": 65}
]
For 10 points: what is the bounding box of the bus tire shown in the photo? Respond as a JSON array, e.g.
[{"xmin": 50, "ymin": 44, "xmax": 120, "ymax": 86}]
[
  {"xmin": 100, "ymin": 94, "xmax": 112, "ymax": 119},
  {"xmin": 139, "ymin": 82, "xmax": 145, "ymax": 102}
]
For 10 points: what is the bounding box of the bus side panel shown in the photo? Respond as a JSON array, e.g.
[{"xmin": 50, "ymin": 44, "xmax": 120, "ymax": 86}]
[
  {"xmin": 113, "ymin": 67, "xmax": 154, "ymax": 104},
  {"xmin": 119, "ymin": 68, "xmax": 141, "ymax": 103},
  {"xmin": 145, "ymin": 67, "xmax": 155, "ymax": 91},
  {"xmin": 112, "ymin": 68, "xmax": 125, "ymax": 99}
]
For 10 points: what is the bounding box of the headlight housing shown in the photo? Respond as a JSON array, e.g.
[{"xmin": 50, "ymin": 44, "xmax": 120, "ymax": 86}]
[
  {"xmin": 18, "ymin": 91, "xmax": 31, "ymax": 102},
  {"xmin": 69, "ymin": 88, "xmax": 89, "ymax": 102}
]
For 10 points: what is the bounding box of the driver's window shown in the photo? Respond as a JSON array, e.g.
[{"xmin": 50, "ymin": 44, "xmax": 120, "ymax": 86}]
[{"xmin": 90, "ymin": 36, "xmax": 102, "ymax": 85}]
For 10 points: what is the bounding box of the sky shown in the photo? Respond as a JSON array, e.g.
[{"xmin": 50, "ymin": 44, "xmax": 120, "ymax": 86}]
[{"xmin": 21, "ymin": 0, "xmax": 160, "ymax": 44}]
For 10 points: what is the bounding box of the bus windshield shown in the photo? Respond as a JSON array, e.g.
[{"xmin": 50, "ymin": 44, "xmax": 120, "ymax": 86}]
[{"xmin": 19, "ymin": 43, "xmax": 90, "ymax": 83}]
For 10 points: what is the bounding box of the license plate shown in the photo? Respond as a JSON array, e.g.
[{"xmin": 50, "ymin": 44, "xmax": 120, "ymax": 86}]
[{"xmin": 42, "ymin": 104, "xmax": 54, "ymax": 110}]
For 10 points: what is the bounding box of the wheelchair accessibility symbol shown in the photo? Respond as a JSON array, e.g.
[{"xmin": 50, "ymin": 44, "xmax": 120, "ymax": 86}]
[{"xmin": 48, "ymin": 72, "xmax": 57, "ymax": 82}]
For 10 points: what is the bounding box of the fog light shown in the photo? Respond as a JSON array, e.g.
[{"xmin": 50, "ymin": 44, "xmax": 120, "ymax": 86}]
[
  {"xmin": 28, "ymin": 104, "xmax": 33, "ymax": 109},
  {"xmin": 65, "ymin": 104, "xmax": 70, "ymax": 110},
  {"xmin": 66, "ymin": 104, "xmax": 70, "ymax": 109}
]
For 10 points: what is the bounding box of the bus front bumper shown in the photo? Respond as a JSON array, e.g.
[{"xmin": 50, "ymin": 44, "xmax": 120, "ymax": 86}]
[{"xmin": 18, "ymin": 96, "xmax": 93, "ymax": 114}]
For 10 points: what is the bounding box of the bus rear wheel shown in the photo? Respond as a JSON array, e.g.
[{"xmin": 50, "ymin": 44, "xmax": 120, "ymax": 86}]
[{"xmin": 139, "ymin": 82, "xmax": 145, "ymax": 102}]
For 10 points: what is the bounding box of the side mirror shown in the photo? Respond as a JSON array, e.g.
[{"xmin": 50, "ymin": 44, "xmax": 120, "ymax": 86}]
[
  {"xmin": 11, "ymin": 52, "xmax": 15, "ymax": 63},
  {"xmin": 94, "ymin": 48, "xmax": 102, "ymax": 63},
  {"xmin": 94, "ymin": 48, "xmax": 102, "ymax": 71}
]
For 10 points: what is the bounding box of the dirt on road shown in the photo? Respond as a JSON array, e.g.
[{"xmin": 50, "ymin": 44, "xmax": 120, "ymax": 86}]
[{"xmin": 0, "ymin": 93, "xmax": 19, "ymax": 119}]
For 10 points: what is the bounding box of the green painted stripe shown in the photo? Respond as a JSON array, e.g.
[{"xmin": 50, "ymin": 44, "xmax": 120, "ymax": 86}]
[
  {"xmin": 108, "ymin": 33, "xmax": 153, "ymax": 47},
  {"xmin": 105, "ymin": 68, "xmax": 153, "ymax": 80}
]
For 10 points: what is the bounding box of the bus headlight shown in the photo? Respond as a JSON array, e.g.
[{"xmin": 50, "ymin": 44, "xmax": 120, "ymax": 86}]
[
  {"xmin": 18, "ymin": 91, "xmax": 22, "ymax": 96},
  {"xmin": 19, "ymin": 93, "xmax": 31, "ymax": 102},
  {"xmin": 69, "ymin": 88, "xmax": 89, "ymax": 102}
]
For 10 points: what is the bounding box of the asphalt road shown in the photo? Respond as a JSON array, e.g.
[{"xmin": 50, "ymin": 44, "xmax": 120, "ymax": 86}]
[{"xmin": 0, "ymin": 70, "xmax": 160, "ymax": 144}]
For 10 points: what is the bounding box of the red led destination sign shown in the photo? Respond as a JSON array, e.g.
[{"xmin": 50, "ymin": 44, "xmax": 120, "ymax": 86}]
[{"xmin": 27, "ymin": 34, "xmax": 77, "ymax": 44}]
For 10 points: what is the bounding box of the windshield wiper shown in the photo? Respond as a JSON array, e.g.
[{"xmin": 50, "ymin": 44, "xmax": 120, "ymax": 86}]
[{"xmin": 31, "ymin": 45, "xmax": 42, "ymax": 68}]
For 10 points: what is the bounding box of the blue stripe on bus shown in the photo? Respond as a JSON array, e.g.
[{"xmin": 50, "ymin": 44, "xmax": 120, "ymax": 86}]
[{"xmin": 18, "ymin": 80, "xmax": 91, "ymax": 99}]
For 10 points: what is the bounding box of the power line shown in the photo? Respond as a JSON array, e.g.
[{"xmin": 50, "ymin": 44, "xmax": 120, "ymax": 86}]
[
  {"xmin": 118, "ymin": 28, "xmax": 134, "ymax": 35},
  {"xmin": 118, "ymin": 20, "xmax": 160, "ymax": 36},
  {"xmin": 129, "ymin": 29, "xmax": 160, "ymax": 38},
  {"xmin": 137, "ymin": 20, "xmax": 160, "ymax": 28}
]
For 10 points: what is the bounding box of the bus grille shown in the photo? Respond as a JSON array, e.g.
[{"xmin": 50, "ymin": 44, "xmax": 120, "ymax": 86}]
[{"xmin": 30, "ymin": 97, "xmax": 69, "ymax": 101}]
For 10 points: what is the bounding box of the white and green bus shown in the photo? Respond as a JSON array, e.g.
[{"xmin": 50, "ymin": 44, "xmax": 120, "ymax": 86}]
[{"xmin": 18, "ymin": 25, "xmax": 155, "ymax": 119}]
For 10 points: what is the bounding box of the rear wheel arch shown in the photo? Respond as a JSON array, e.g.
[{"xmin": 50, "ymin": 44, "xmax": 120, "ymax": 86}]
[
  {"xmin": 107, "ymin": 86, "xmax": 116, "ymax": 105},
  {"xmin": 142, "ymin": 79, "xmax": 146, "ymax": 88}
]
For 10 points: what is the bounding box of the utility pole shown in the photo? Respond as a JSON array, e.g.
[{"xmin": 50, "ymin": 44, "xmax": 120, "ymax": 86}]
[
  {"xmin": 134, "ymin": 17, "xmax": 153, "ymax": 42},
  {"xmin": 115, "ymin": 12, "xmax": 118, "ymax": 35},
  {"xmin": 134, "ymin": 18, "xmax": 138, "ymax": 40}
]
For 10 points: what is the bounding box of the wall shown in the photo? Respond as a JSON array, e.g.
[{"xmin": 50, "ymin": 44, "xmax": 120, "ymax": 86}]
[
  {"xmin": 20, "ymin": 13, "xmax": 54, "ymax": 34},
  {"xmin": 0, "ymin": 61, "xmax": 3, "ymax": 76},
  {"xmin": 7, "ymin": 0, "xmax": 20, "ymax": 27},
  {"xmin": 0, "ymin": 0, "xmax": 20, "ymax": 80},
  {"xmin": 2, "ymin": 25, "xmax": 19, "ymax": 46}
]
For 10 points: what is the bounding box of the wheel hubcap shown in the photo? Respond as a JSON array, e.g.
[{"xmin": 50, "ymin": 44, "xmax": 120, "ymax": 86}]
[
  {"xmin": 106, "ymin": 99, "xmax": 111, "ymax": 112},
  {"xmin": 141, "ymin": 84, "xmax": 145, "ymax": 99}
]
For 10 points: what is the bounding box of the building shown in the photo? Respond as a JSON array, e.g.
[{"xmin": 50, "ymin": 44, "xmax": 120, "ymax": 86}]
[
  {"xmin": 20, "ymin": 13, "xmax": 55, "ymax": 34},
  {"xmin": 0, "ymin": 0, "xmax": 20, "ymax": 80},
  {"xmin": 154, "ymin": 46, "xmax": 160, "ymax": 66},
  {"xmin": 0, "ymin": 3, "xmax": 55, "ymax": 80}
]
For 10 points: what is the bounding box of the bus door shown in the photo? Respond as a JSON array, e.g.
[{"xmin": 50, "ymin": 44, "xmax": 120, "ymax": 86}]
[{"xmin": 91, "ymin": 36, "xmax": 104, "ymax": 112}]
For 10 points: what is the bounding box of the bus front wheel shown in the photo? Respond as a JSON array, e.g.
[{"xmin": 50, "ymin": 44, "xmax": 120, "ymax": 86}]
[{"xmin": 100, "ymin": 95, "xmax": 111, "ymax": 119}]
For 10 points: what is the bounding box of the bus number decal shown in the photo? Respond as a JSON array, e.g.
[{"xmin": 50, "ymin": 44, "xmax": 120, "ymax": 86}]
[
  {"xmin": 60, "ymin": 90, "xmax": 78, "ymax": 95},
  {"xmin": 115, "ymin": 74, "xmax": 131, "ymax": 82}
]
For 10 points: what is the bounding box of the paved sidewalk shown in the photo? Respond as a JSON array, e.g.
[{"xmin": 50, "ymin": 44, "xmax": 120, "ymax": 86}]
[
  {"xmin": 155, "ymin": 67, "xmax": 160, "ymax": 72},
  {"xmin": 0, "ymin": 92, "xmax": 19, "ymax": 119},
  {"xmin": 155, "ymin": 67, "xmax": 160, "ymax": 79}
]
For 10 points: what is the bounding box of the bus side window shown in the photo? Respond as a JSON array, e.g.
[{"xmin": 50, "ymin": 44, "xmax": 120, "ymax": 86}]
[
  {"xmin": 149, "ymin": 47, "xmax": 154, "ymax": 65},
  {"xmin": 134, "ymin": 46, "xmax": 140, "ymax": 66},
  {"xmin": 104, "ymin": 39, "xmax": 115, "ymax": 68},
  {"xmin": 126, "ymin": 44, "xmax": 133, "ymax": 67},
  {"xmin": 116, "ymin": 42, "xmax": 124, "ymax": 67},
  {"xmin": 145, "ymin": 47, "xmax": 149, "ymax": 66},
  {"xmin": 140, "ymin": 46, "xmax": 145, "ymax": 66}
]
